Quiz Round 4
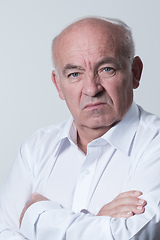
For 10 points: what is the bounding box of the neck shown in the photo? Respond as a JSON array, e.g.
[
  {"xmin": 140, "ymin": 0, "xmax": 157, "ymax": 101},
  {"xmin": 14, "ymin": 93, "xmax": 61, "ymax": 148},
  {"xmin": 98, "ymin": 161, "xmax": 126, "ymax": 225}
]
[{"xmin": 77, "ymin": 125, "xmax": 110, "ymax": 154}]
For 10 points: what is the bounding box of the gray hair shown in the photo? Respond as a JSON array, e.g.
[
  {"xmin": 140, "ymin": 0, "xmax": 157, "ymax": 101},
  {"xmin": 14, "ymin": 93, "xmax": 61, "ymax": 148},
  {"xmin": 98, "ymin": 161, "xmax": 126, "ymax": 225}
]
[
  {"xmin": 52, "ymin": 16, "xmax": 135, "ymax": 69},
  {"xmin": 102, "ymin": 17, "xmax": 135, "ymax": 64}
]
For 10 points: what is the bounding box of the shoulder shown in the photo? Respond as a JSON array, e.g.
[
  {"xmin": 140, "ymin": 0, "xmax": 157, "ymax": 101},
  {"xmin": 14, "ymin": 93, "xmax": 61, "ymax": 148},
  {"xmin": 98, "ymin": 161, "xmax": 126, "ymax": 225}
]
[
  {"xmin": 132, "ymin": 105, "xmax": 160, "ymax": 160},
  {"xmin": 138, "ymin": 105, "xmax": 160, "ymax": 132},
  {"xmin": 21, "ymin": 118, "xmax": 72, "ymax": 154},
  {"xmin": 17, "ymin": 118, "xmax": 73, "ymax": 171}
]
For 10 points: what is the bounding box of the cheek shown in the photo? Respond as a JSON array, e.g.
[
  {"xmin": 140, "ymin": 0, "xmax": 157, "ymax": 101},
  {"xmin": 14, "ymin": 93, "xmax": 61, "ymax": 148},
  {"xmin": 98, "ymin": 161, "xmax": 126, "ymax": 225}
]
[
  {"xmin": 60, "ymin": 85, "xmax": 80, "ymax": 111},
  {"xmin": 106, "ymin": 77, "xmax": 133, "ymax": 105},
  {"xmin": 116, "ymin": 80, "xmax": 133, "ymax": 111},
  {"xmin": 59, "ymin": 83, "xmax": 72, "ymax": 100}
]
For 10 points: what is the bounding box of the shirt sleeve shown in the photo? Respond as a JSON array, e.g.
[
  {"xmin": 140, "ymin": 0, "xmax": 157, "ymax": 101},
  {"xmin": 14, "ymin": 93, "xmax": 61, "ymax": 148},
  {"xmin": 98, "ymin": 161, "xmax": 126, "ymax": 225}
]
[
  {"xmin": 0, "ymin": 230, "xmax": 27, "ymax": 240},
  {"xmin": 20, "ymin": 201, "xmax": 113, "ymax": 240},
  {"xmin": 1, "ymin": 133, "xmax": 160, "ymax": 239},
  {"xmin": 0, "ymin": 144, "xmax": 33, "ymax": 240},
  {"xmin": 20, "ymin": 135, "xmax": 160, "ymax": 240},
  {"xmin": 20, "ymin": 197, "xmax": 160, "ymax": 240}
]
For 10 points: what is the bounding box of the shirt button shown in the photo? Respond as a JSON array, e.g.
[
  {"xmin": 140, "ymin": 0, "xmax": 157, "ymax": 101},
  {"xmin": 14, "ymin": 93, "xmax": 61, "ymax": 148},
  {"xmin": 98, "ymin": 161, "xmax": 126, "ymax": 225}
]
[{"xmin": 83, "ymin": 169, "xmax": 90, "ymax": 175}]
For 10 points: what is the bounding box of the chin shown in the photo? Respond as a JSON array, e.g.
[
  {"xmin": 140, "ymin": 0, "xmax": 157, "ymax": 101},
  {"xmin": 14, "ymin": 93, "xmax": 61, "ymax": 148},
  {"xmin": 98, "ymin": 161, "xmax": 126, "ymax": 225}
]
[{"xmin": 85, "ymin": 118, "xmax": 113, "ymax": 130}]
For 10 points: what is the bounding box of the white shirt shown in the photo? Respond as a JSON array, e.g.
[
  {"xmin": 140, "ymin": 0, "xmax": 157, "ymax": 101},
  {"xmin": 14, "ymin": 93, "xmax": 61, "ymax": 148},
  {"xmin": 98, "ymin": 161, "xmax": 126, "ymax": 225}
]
[{"xmin": 0, "ymin": 101, "xmax": 160, "ymax": 240}]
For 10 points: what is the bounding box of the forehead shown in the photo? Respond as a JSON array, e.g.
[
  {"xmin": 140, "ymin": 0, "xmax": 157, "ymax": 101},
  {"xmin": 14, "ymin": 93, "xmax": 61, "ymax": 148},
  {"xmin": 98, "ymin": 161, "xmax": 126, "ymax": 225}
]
[{"xmin": 54, "ymin": 21, "xmax": 122, "ymax": 69}]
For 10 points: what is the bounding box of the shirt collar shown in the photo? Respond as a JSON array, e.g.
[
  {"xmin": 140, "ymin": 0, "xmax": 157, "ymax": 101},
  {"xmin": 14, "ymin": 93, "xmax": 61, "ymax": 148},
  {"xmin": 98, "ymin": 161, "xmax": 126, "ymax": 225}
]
[
  {"xmin": 101, "ymin": 101, "xmax": 140, "ymax": 155},
  {"xmin": 55, "ymin": 101, "xmax": 140, "ymax": 156},
  {"xmin": 56, "ymin": 116, "xmax": 75, "ymax": 142},
  {"xmin": 53, "ymin": 116, "xmax": 76, "ymax": 156}
]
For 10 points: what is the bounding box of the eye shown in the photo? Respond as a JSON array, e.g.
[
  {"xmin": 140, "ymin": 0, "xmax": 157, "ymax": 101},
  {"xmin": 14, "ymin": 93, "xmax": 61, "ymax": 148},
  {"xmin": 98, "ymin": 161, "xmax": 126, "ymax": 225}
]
[
  {"xmin": 68, "ymin": 72, "xmax": 79, "ymax": 78},
  {"xmin": 103, "ymin": 67, "xmax": 115, "ymax": 74},
  {"xmin": 99, "ymin": 66, "xmax": 116, "ymax": 78},
  {"xmin": 67, "ymin": 71, "xmax": 83, "ymax": 82},
  {"xmin": 104, "ymin": 67, "xmax": 112, "ymax": 72}
]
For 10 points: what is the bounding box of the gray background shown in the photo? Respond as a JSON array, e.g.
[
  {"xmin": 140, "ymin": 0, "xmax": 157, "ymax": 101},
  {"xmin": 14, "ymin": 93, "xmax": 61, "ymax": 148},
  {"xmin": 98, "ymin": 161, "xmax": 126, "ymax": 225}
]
[{"xmin": 0, "ymin": 0, "xmax": 160, "ymax": 186}]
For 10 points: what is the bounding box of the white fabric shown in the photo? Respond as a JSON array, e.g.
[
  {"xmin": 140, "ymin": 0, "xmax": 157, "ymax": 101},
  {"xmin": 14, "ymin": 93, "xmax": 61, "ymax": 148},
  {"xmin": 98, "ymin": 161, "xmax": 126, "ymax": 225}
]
[{"xmin": 0, "ymin": 102, "xmax": 160, "ymax": 239}]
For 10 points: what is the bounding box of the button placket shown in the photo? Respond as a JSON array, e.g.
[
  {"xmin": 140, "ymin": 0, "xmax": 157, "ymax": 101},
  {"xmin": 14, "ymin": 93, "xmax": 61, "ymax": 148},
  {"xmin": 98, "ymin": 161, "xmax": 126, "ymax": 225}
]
[{"xmin": 72, "ymin": 146, "xmax": 101, "ymax": 213}]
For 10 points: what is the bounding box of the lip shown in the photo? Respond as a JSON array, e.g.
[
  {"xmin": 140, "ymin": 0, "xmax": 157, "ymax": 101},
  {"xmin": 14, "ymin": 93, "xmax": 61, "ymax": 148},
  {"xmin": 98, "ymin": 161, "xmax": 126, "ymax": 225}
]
[{"xmin": 83, "ymin": 102, "xmax": 106, "ymax": 110}]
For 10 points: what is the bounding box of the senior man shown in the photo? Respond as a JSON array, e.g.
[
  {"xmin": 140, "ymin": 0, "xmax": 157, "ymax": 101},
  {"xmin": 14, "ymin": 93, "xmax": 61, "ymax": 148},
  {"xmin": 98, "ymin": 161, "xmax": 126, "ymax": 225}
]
[{"xmin": 0, "ymin": 17, "xmax": 160, "ymax": 239}]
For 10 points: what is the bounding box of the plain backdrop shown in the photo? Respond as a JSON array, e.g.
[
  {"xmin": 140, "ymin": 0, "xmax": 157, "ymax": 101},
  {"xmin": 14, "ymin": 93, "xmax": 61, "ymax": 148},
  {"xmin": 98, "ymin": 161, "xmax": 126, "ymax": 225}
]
[{"xmin": 0, "ymin": 0, "xmax": 160, "ymax": 186}]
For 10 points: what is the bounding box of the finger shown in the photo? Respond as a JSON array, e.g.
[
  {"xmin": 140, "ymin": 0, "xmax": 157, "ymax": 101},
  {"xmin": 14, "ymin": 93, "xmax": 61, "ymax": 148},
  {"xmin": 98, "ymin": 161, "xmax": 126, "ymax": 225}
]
[
  {"xmin": 122, "ymin": 211, "xmax": 134, "ymax": 219},
  {"xmin": 32, "ymin": 192, "xmax": 49, "ymax": 201},
  {"xmin": 32, "ymin": 192, "xmax": 42, "ymax": 200},
  {"xmin": 20, "ymin": 194, "xmax": 49, "ymax": 228},
  {"xmin": 120, "ymin": 197, "xmax": 146, "ymax": 206},
  {"xmin": 19, "ymin": 211, "xmax": 24, "ymax": 227},
  {"xmin": 109, "ymin": 203, "xmax": 145, "ymax": 218},
  {"xmin": 121, "ymin": 206, "xmax": 145, "ymax": 219},
  {"xmin": 116, "ymin": 190, "xmax": 143, "ymax": 199},
  {"xmin": 110, "ymin": 196, "xmax": 146, "ymax": 209},
  {"xmin": 19, "ymin": 205, "xmax": 28, "ymax": 227},
  {"xmin": 98, "ymin": 197, "xmax": 146, "ymax": 218}
]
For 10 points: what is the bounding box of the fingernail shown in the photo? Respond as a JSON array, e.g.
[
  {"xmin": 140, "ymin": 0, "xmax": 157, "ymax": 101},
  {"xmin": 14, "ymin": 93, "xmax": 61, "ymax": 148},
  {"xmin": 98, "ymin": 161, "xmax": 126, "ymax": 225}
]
[
  {"xmin": 138, "ymin": 199, "xmax": 144, "ymax": 204},
  {"xmin": 137, "ymin": 206, "xmax": 143, "ymax": 210},
  {"xmin": 134, "ymin": 191, "xmax": 141, "ymax": 196}
]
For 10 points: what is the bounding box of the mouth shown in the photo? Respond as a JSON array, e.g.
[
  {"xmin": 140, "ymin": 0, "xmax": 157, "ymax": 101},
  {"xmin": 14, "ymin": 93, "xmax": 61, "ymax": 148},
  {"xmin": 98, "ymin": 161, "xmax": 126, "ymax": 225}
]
[{"xmin": 83, "ymin": 102, "xmax": 107, "ymax": 111}]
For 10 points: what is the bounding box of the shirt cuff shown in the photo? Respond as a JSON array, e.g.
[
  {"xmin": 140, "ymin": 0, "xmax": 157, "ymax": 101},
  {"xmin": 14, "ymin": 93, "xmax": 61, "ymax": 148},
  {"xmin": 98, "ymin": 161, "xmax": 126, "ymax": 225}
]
[{"xmin": 20, "ymin": 200, "xmax": 61, "ymax": 239}]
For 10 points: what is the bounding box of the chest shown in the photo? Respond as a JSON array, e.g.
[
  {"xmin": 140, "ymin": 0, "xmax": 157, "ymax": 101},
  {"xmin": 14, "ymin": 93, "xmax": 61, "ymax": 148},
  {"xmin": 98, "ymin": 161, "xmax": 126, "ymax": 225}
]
[{"xmin": 34, "ymin": 142, "xmax": 132, "ymax": 215}]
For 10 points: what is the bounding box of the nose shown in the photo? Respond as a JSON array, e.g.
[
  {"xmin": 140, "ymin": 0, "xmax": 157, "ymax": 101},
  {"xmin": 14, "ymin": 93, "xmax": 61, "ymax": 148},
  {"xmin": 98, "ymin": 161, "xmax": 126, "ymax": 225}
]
[{"xmin": 82, "ymin": 74, "xmax": 103, "ymax": 97}]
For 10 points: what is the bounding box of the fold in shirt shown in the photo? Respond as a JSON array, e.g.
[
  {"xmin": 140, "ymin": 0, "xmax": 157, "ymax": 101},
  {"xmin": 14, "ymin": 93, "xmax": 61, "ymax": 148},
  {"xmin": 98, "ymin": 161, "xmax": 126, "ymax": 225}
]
[{"xmin": 0, "ymin": 101, "xmax": 160, "ymax": 239}]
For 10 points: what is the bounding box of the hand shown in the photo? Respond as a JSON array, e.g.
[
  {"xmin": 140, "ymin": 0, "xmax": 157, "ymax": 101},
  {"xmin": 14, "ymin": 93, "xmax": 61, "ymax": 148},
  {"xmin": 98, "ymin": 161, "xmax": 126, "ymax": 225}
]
[
  {"xmin": 97, "ymin": 190, "xmax": 146, "ymax": 219},
  {"xmin": 19, "ymin": 193, "xmax": 49, "ymax": 227}
]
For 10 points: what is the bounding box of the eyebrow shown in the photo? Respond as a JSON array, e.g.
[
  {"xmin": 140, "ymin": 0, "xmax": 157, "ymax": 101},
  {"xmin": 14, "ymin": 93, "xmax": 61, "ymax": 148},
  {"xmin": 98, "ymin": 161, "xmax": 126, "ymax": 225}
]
[
  {"xmin": 62, "ymin": 57, "xmax": 122, "ymax": 76},
  {"xmin": 62, "ymin": 64, "xmax": 85, "ymax": 76},
  {"xmin": 94, "ymin": 57, "xmax": 122, "ymax": 70}
]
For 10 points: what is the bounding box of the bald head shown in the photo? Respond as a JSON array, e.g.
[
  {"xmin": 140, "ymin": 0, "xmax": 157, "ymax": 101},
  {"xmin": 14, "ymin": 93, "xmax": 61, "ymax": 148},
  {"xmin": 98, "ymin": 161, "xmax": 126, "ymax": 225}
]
[{"xmin": 52, "ymin": 17, "xmax": 135, "ymax": 71}]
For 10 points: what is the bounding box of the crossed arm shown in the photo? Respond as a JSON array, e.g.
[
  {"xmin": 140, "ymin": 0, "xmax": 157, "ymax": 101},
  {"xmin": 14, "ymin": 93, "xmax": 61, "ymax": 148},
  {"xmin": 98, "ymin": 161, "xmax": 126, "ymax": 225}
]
[
  {"xmin": 19, "ymin": 190, "xmax": 146, "ymax": 226},
  {"xmin": 1, "ymin": 135, "xmax": 160, "ymax": 239}
]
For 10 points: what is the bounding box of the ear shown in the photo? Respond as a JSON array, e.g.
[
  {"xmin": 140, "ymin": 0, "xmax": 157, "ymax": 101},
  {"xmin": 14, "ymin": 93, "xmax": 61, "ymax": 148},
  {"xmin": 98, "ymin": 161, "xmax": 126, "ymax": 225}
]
[
  {"xmin": 52, "ymin": 70, "xmax": 65, "ymax": 100},
  {"xmin": 132, "ymin": 56, "xmax": 143, "ymax": 89}
]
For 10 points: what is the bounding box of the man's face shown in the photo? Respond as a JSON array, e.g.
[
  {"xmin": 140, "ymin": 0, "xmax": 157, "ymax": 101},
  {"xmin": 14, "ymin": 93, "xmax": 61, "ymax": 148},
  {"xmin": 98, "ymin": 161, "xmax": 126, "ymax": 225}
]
[{"xmin": 53, "ymin": 23, "xmax": 139, "ymax": 133}]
